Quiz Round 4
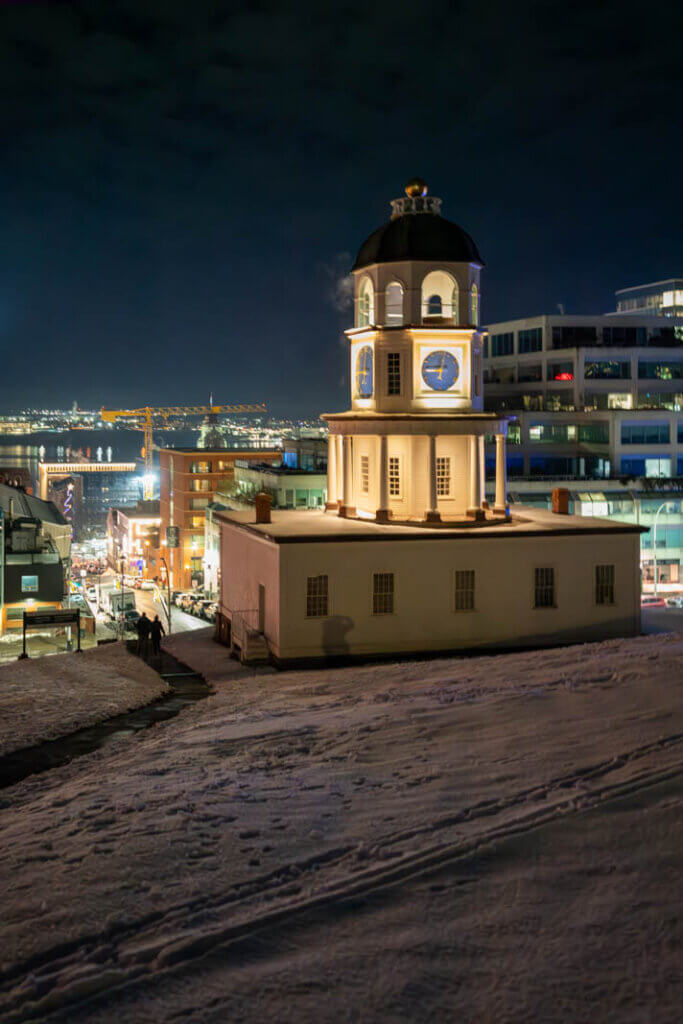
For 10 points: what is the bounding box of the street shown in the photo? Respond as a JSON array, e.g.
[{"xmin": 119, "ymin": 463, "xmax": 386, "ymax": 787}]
[{"xmin": 133, "ymin": 586, "xmax": 210, "ymax": 634}]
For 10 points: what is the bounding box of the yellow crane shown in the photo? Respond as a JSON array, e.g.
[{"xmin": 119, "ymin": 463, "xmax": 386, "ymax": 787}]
[{"xmin": 101, "ymin": 403, "xmax": 267, "ymax": 499}]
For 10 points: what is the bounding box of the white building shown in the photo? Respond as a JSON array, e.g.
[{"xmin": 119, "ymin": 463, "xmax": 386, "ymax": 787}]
[{"xmin": 216, "ymin": 180, "xmax": 643, "ymax": 663}]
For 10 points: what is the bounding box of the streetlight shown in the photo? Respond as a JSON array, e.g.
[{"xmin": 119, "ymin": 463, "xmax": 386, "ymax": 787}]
[
  {"xmin": 159, "ymin": 556, "xmax": 172, "ymax": 635},
  {"xmin": 652, "ymin": 501, "xmax": 674, "ymax": 597}
]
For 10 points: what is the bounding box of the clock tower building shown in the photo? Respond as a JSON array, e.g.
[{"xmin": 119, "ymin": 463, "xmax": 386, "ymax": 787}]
[{"xmin": 323, "ymin": 179, "xmax": 509, "ymax": 524}]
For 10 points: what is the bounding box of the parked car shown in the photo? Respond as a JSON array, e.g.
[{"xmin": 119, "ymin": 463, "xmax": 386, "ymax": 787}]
[
  {"xmin": 195, "ymin": 599, "xmax": 216, "ymax": 621},
  {"xmin": 139, "ymin": 580, "xmax": 154, "ymax": 591},
  {"xmin": 665, "ymin": 595, "xmax": 683, "ymax": 608},
  {"xmin": 641, "ymin": 596, "xmax": 667, "ymax": 608},
  {"xmin": 174, "ymin": 591, "xmax": 190, "ymax": 607},
  {"xmin": 86, "ymin": 586, "xmax": 98, "ymax": 603},
  {"xmin": 121, "ymin": 609, "xmax": 141, "ymax": 632}
]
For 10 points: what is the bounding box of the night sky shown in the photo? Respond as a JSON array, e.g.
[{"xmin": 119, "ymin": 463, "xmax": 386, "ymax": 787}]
[{"xmin": 1, "ymin": 0, "xmax": 681, "ymax": 417}]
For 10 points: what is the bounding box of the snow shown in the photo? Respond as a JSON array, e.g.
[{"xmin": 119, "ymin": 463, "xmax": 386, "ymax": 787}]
[
  {"xmin": 0, "ymin": 632, "xmax": 681, "ymax": 1021},
  {"xmin": 0, "ymin": 642, "xmax": 169, "ymax": 756}
]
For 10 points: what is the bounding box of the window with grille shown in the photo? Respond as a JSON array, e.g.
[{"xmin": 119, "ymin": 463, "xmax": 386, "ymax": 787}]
[
  {"xmin": 534, "ymin": 567, "xmax": 555, "ymax": 608},
  {"xmin": 387, "ymin": 353, "xmax": 401, "ymax": 395},
  {"xmin": 388, "ymin": 456, "xmax": 400, "ymax": 497},
  {"xmin": 360, "ymin": 455, "xmax": 369, "ymax": 494},
  {"xmin": 454, "ymin": 570, "xmax": 475, "ymax": 611},
  {"xmin": 595, "ymin": 564, "xmax": 615, "ymax": 605},
  {"xmin": 373, "ymin": 572, "xmax": 394, "ymax": 614},
  {"xmin": 436, "ymin": 457, "xmax": 451, "ymax": 496},
  {"xmin": 306, "ymin": 575, "xmax": 329, "ymax": 617}
]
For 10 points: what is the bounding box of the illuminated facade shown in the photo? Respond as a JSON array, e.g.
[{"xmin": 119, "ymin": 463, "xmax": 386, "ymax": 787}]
[
  {"xmin": 615, "ymin": 279, "xmax": 683, "ymax": 319},
  {"xmin": 159, "ymin": 447, "xmax": 280, "ymax": 591},
  {"xmin": 216, "ymin": 182, "xmax": 643, "ymax": 663},
  {"xmin": 106, "ymin": 501, "xmax": 161, "ymax": 579}
]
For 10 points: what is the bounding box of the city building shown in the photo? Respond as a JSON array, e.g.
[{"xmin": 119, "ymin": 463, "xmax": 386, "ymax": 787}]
[
  {"xmin": 281, "ymin": 437, "xmax": 328, "ymax": 470},
  {"xmin": 614, "ymin": 279, "xmax": 683, "ymax": 320},
  {"xmin": 483, "ymin": 313, "xmax": 683, "ymax": 581},
  {"xmin": 0, "ymin": 483, "xmax": 71, "ymax": 633},
  {"xmin": 487, "ymin": 477, "xmax": 682, "ymax": 588},
  {"xmin": 484, "ymin": 313, "xmax": 682, "ymax": 414},
  {"xmin": 106, "ymin": 500, "xmax": 161, "ymax": 579},
  {"xmin": 232, "ymin": 462, "xmax": 327, "ymax": 509},
  {"xmin": 216, "ymin": 180, "xmax": 642, "ymax": 663},
  {"xmin": 159, "ymin": 447, "xmax": 280, "ymax": 591},
  {"xmin": 38, "ymin": 459, "xmax": 141, "ymax": 539}
]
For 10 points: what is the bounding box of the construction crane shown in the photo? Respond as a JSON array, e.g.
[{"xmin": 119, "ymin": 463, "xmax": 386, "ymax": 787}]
[{"xmin": 101, "ymin": 403, "xmax": 267, "ymax": 499}]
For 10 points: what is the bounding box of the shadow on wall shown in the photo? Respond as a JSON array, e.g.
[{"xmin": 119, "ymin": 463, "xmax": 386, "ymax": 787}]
[{"xmin": 322, "ymin": 616, "xmax": 354, "ymax": 658}]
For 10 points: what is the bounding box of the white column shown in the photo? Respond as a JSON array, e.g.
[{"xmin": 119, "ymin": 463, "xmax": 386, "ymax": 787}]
[
  {"xmin": 494, "ymin": 433, "xmax": 508, "ymax": 515},
  {"xmin": 478, "ymin": 434, "xmax": 486, "ymax": 506},
  {"xmin": 376, "ymin": 434, "xmax": 390, "ymax": 523},
  {"xmin": 341, "ymin": 435, "xmax": 355, "ymax": 518},
  {"xmin": 335, "ymin": 434, "xmax": 343, "ymax": 509},
  {"xmin": 467, "ymin": 435, "xmax": 484, "ymax": 519},
  {"xmin": 425, "ymin": 434, "xmax": 440, "ymax": 522},
  {"xmin": 326, "ymin": 433, "xmax": 337, "ymax": 510}
]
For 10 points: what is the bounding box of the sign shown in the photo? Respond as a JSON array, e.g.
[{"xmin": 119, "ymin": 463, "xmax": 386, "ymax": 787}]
[
  {"xmin": 24, "ymin": 609, "xmax": 80, "ymax": 628},
  {"xmin": 166, "ymin": 525, "xmax": 180, "ymax": 548}
]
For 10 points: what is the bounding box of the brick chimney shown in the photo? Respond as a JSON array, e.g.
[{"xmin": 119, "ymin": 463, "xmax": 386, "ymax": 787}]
[
  {"xmin": 552, "ymin": 487, "xmax": 570, "ymax": 515},
  {"xmin": 255, "ymin": 492, "xmax": 272, "ymax": 524}
]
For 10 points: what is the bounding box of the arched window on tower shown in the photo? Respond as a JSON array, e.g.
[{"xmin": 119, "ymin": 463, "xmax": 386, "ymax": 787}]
[
  {"xmin": 452, "ymin": 283, "xmax": 459, "ymax": 323},
  {"xmin": 421, "ymin": 270, "xmax": 457, "ymax": 321},
  {"xmin": 470, "ymin": 283, "xmax": 479, "ymax": 325},
  {"xmin": 385, "ymin": 282, "xmax": 404, "ymax": 324},
  {"xmin": 358, "ymin": 277, "xmax": 374, "ymax": 327}
]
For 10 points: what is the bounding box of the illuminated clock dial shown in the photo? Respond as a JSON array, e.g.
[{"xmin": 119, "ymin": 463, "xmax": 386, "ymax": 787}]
[
  {"xmin": 421, "ymin": 350, "xmax": 459, "ymax": 391},
  {"xmin": 355, "ymin": 345, "xmax": 373, "ymax": 397}
]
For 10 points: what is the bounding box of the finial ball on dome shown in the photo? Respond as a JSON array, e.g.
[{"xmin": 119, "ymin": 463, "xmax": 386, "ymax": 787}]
[{"xmin": 405, "ymin": 177, "xmax": 428, "ymax": 198}]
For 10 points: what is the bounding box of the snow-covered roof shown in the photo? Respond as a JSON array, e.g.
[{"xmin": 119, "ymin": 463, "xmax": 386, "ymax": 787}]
[{"xmin": 215, "ymin": 506, "xmax": 646, "ymax": 545}]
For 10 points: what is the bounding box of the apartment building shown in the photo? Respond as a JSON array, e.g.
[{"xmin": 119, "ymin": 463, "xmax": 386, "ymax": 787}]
[{"xmin": 159, "ymin": 447, "xmax": 280, "ymax": 590}]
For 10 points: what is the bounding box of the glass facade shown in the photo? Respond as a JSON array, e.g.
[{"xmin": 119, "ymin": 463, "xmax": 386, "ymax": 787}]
[
  {"xmin": 621, "ymin": 423, "xmax": 670, "ymax": 444},
  {"xmin": 552, "ymin": 325, "xmax": 597, "ymax": 348},
  {"xmin": 518, "ymin": 327, "xmax": 543, "ymax": 353},
  {"xmin": 638, "ymin": 360, "xmax": 683, "ymax": 380},
  {"xmin": 547, "ymin": 361, "xmax": 574, "ymax": 381},
  {"xmin": 584, "ymin": 360, "xmax": 630, "ymax": 379},
  {"xmin": 491, "ymin": 332, "xmax": 514, "ymax": 357},
  {"xmin": 620, "ymin": 455, "xmax": 671, "ymax": 477},
  {"xmin": 518, "ymin": 364, "xmax": 542, "ymax": 382}
]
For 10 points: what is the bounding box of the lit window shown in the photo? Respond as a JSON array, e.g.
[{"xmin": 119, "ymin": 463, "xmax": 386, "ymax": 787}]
[
  {"xmin": 358, "ymin": 278, "xmax": 374, "ymax": 327},
  {"xmin": 534, "ymin": 567, "xmax": 555, "ymax": 608},
  {"xmin": 306, "ymin": 575, "xmax": 329, "ymax": 617},
  {"xmin": 454, "ymin": 570, "xmax": 475, "ymax": 611},
  {"xmin": 470, "ymin": 283, "xmax": 479, "ymax": 324},
  {"xmin": 373, "ymin": 572, "xmax": 394, "ymax": 615},
  {"xmin": 421, "ymin": 270, "xmax": 457, "ymax": 320},
  {"xmin": 387, "ymin": 353, "xmax": 401, "ymax": 395},
  {"xmin": 595, "ymin": 565, "xmax": 615, "ymax": 605},
  {"xmin": 360, "ymin": 455, "xmax": 370, "ymax": 494},
  {"xmin": 388, "ymin": 456, "xmax": 400, "ymax": 497},
  {"xmin": 385, "ymin": 282, "xmax": 403, "ymax": 324},
  {"xmin": 436, "ymin": 457, "xmax": 451, "ymax": 496}
]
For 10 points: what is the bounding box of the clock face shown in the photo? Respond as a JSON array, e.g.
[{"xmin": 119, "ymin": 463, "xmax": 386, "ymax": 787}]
[
  {"xmin": 421, "ymin": 350, "xmax": 459, "ymax": 391},
  {"xmin": 355, "ymin": 345, "xmax": 373, "ymax": 397}
]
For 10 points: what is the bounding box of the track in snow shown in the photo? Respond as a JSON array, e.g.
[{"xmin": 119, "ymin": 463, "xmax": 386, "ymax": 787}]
[{"xmin": 1, "ymin": 731, "xmax": 682, "ymax": 1023}]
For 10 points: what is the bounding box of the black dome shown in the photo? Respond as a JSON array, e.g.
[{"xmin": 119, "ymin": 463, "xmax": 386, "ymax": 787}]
[{"xmin": 352, "ymin": 212, "xmax": 484, "ymax": 271}]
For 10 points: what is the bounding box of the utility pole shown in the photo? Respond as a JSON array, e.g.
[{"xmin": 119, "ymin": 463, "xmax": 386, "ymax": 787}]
[
  {"xmin": 0, "ymin": 508, "xmax": 4, "ymax": 638},
  {"xmin": 160, "ymin": 556, "xmax": 172, "ymax": 635},
  {"xmin": 120, "ymin": 556, "xmax": 126, "ymax": 638}
]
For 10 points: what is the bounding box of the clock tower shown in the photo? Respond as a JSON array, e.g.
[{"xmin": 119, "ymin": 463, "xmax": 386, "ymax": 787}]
[{"xmin": 323, "ymin": 179, "xmax": 510, "ymax": 524}]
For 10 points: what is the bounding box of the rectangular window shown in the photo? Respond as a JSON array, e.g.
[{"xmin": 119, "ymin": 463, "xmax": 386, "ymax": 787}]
[
  {"xmin": 551, "ymin": 325, "xmax": 597, "ymax": 348},
  {"xmin": 360, "ymin": 455, "xmax": 369, "ymax": 494},
  {"xmin": 189, "ymin": 461, "xmax": 212, "ymax": 474},
  {"xmin": 518, "ymin": 364, "xmax": 543, "ymax": 382},
  {"xmin": 388, "ymin": 456, "xmax": 401, "ymax": 497},
  {"xmin": 534, "ymin": 567, "xmax": 555, "ymax": 608},
  {"xmin": 595, "ymin": 565, "xmax": 615, "ymax": 605},
  {"xmin": 621, "ymin": 422, "xmax": 670, "ymax": 445},
  {"xmin": 306, "ymin": 575, "xmax": 329, "ymax": 617},
  {"xmin": 518, "ymin": 327, "xmax": 543, "ymax": 353},
  {"xmin": 387, "ymin": 353, "xmax": 401, "ymax": 395},
  {"xmin": 454, "ymin": 570, "xmax": 475, "ymax": 611},
  {"xmin": 189, "ymin": 497, "xmax": 210, "ymax": 510},
  {"xmin": 21, "ymin": 575, "xmax": 39, "ymax": 593},
  {"xmin": 548, "ymin": 360, "xmax": 575, "ymax": 381},
  {"xmin": 190, "ymin": 479, "xmax": 212, "ymax": 492},
  {"xmin": 584, "ymin": 360, "xmax": 631, "ymax": 380},
  {"xmin": 373, "ymin": 572, "xmax": 394, "ymax": 615},
  {"xmin": 638, "ymin": 360, "xmax": 683, "ymax": 380},
  {"xmin": 436, "ymin": 456, "xmax": 451, "ymax": 496},
  {"xmin": 490, "ymin": 332, "xmax": 514, "ymax": 357}
]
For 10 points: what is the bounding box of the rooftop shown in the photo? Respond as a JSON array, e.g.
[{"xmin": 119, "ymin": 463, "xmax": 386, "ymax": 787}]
[
  {"xmin": 215, "ymin": 506, "xmax": 645, "ymax": 545},
  {"xmin": 0, "ymin": 483, "xmax": 67, "ymax": 526},
  {"xmin": 158, "ymin": 447, "xmax": 281, "ymax": 455}
]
